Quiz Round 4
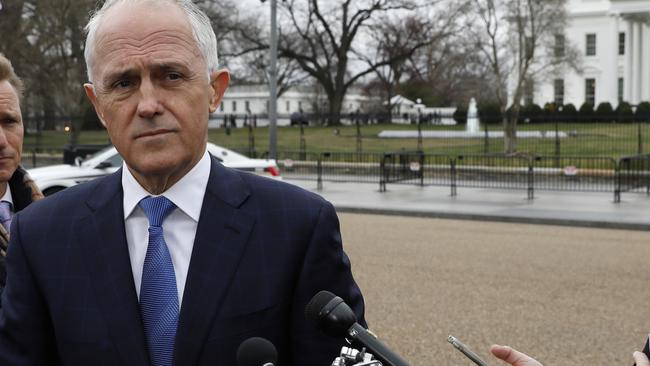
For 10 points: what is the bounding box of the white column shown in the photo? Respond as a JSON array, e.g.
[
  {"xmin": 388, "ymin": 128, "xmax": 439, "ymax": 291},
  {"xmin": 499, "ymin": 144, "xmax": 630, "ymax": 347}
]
[
  {"xmin": 643, "ymin": 23, "xmax": 650, "ymax": 102},
  {"xmin": 625, "ymin": 19, "xmax": 633, "ymax": 102},
  {"xmin": 636, "ymin": 22, "xmax": 644, "ymax": 103},
  {"xmin": 609, "ymin": 14, "xmax": 620, "ymax": 104},
  {"xmin": 632, "ymin": 21, "xmax": 641, "ymax": 103}
]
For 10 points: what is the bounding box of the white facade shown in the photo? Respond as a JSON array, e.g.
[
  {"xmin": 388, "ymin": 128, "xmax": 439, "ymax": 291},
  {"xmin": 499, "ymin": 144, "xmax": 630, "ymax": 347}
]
[
  {"xmin": 534, "ymin": 0, "xmax": 650, "ymax": 107},
  {"xmin": 213, "ymin": 84, "xmax": 369, "ymax": 117}
]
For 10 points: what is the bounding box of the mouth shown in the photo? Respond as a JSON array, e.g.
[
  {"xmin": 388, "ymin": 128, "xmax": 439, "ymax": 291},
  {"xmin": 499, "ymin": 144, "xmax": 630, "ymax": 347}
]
[{"xmin": 134, "ymin": 129, "xmax": 174, "ymax": 139}]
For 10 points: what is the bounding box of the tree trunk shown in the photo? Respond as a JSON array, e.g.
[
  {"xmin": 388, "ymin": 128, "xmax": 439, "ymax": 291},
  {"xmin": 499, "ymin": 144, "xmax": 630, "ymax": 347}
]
[
  {"xmin": 386, "ymin": 84, "xmax": 393, "ymax": 124},
  {"xmin": 504, "ymin": 104, "xmax": 520, "ymax": 154},
  {"xmin": 327, "ymin": 92, "xmax": 344, "ymax": 126}
]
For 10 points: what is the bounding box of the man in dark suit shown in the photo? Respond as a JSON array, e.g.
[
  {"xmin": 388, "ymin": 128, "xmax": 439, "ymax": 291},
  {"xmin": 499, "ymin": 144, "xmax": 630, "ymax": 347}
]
[
  {"xmin": 0, "ymin": 0, "xmax": 365, "ymax": 364},
  {"xmin": 0, "ymin": 54, "xmax": 44, "ymax": 293}
]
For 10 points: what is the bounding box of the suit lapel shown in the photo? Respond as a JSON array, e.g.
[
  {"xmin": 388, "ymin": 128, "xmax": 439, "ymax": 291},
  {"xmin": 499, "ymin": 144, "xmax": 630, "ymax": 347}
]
[
  {"xmin": 174, "ymin": 158, "xmax": 255, "ymax": 366},
  {"xmin": 78, "ymin": 170, "xmax": 149, "ymax": 365}
]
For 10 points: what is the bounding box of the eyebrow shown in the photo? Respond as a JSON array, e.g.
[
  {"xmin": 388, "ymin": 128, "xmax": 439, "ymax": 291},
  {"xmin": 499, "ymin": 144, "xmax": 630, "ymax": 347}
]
[
  {"xmin": 102, "ymin": 69, "xmax": 139, "ymax": 87},
  {"xmin": 0, "ymin": 110, "xmax": 19, "ymax": 120},
  {"xmin": 150, "ymin": 62, "xmax": 191, "ymax": 74},
  {"xmin": 101, "ymin": 62, "xmax": 192, "ymax": 85}
]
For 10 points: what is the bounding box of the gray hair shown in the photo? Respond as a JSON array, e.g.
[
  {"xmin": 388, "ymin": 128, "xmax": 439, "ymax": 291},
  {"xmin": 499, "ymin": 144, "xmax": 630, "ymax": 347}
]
[{"xmin": 84, "ymin": 0, "xmax": 219, "ymax": 83}]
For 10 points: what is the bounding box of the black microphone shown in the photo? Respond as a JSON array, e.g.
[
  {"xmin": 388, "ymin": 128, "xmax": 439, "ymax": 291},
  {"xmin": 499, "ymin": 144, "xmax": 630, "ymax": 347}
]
[
  {"xmin": 237, "ymin": 337, "xmax": 278, "ymax": 366},
  {"xmin": 305, "ymin": 290, "xmax": 411, "ymax": 366}
]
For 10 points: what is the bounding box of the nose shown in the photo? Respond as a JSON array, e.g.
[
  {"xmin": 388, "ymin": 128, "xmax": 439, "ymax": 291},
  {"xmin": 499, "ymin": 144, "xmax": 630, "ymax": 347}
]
[{"xmin": 136, "ymin": 79, "xmax": 164, "ymax": 119}]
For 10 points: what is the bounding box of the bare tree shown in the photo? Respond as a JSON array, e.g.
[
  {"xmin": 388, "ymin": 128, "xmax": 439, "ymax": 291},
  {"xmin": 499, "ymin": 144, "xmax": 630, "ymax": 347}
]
[
  {"xmin": 0, "ymin": 0, "xmax": 97, "ymax": 143},
  {"xmin": 471, "ymin": 0, "xmax": 579, "ymax": 153},
  {"xmin": 362, "ymin": 3, "xmax": 468, "ymax": 122},
  {"xmin": 277, "ymin": 0, "xmax": 440, "ymax": 125}
]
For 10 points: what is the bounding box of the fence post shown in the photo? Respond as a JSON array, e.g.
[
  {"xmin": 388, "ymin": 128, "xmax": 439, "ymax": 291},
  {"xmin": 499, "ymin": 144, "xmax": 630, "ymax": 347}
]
[
  {"xmin": 646, "ymin": 157, "xmax": 650, "ymax": 196},
  {"xmin": 554, "ymin": 120, "xmax": 561, "ymax": 159},
  {"xmin": 638, "ymin": 123, "xmax": 643, "ymax": 154},
  {"xmin": 379, "ymin": 153, "xmax": 388, "ymax": 192},
  {"xmin": 248, "ymin": 123, "xmax": 255, "ymax": 158},
  {"xmin": 355, "ymin": 119, "xmax": 362, "ymax": 157},
  {"xmin": 317, "ymin": 154, "xmax": 323, "ymax": 190},
  {"xmin": 527, "ymin": 157, "xmax": 535, "ymax": 200},
  {"xmin": 419, "ymin": 152, "xmax": 424, "ymax": 187},
  {"xmin": 646, "ymin": 156, "xmax": 650, "ymax": 196},
  {"xmin": 483, "ymin": 123, "xmax": 489, "ymax": 154},
  {"xmin": 299, "ymin": 123, "xmax": 306, "ymax": 160},
  {"xmin": 614, "ymin": 158, "xmax": 621, "ymax": 203},
  {"xmin": 450, "ymin": 156, "xmax": 457, "ymax": 197}
]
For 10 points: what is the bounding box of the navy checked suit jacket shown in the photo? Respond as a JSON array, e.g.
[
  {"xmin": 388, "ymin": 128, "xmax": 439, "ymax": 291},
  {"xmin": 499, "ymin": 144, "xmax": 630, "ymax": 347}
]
[{"xmin": 0, "ymin": 157, "xmax": 365, "ymax": 365}]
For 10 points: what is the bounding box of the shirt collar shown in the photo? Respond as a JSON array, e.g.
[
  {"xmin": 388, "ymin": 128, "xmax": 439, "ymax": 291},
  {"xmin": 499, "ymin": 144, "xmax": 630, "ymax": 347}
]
[
  {"xmin": 1, "ymin": 184, "xmax": 13, "ymax": 208},
  {"xmin": 122, "ymin": 149, "xmax": 211, "ymax": 221}
]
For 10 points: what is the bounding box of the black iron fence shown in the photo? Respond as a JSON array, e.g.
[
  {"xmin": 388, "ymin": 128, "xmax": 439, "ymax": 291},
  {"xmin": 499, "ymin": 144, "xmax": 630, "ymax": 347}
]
[
  {"xmin": 273, "ymin": 150, "xmax": 650, "ymax": 202},
  {"xmin": 19, "ymin": 142, "xmax": 650, "ymax": 203}
]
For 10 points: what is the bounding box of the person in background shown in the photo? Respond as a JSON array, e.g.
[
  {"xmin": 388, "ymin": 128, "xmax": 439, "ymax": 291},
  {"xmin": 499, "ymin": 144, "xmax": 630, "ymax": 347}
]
[
  {"xmin": 0, "ymin": 54, "xmax": 43, "ymax": 293},
  {"xmin": 0, "ymin": 1, "xmax": 364, "ymax": 365}
]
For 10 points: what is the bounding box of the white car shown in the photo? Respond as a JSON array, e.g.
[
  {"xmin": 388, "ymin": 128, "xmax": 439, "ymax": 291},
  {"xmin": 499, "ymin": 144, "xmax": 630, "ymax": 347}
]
[{"xmin": 29, "ymin": 143, "xmax": 280, "ymax": 196}]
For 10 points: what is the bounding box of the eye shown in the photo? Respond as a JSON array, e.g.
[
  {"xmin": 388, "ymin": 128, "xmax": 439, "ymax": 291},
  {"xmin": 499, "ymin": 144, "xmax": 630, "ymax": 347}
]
[
  {"xmin": 113, "ymin": 80, "xmax": 132, "ymax": 89},
  {"xmin": 167, "ymin": 72, "xmax": 182, "ymax": 81}
]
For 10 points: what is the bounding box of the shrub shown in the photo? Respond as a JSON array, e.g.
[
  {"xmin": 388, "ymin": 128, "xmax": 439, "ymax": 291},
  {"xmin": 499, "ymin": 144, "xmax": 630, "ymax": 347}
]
[
  {"xmin": 616, "ymin": 101, "xmax": 634, "ymax": 122},
  {"xmin": 478, "ymin": 103, "xmax": 502, "ymax": 124},
  {"xmin": 578, "ymin": 102, "xmax": 594, "ymax": 122},
  {"xmin": 524, "ymin": 103, "xmax": 544, "ymax": 123},
  {"xmin": 560, "ymin": 103, "xmax": 577, "ymax": 122},
  {"xmin": 635, "ymin": 101, "xmax": 650, "ymax": 122},
  {"xmin": 595, "ymin": 102, "xmax": 614, "ymax": 122},
  {"xmin": 453, "ymin": 106, "xmax": 467, "ymax": 125},
  {"xmin": 543, "ymin": 102, "xmax": 559, "ymax": 114}
]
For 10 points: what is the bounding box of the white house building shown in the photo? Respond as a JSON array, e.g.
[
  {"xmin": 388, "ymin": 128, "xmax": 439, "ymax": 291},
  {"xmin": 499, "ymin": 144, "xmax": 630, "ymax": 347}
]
[
  {"xmin": 211, "ymin": 84, "xmax": 370, "ymax": 126},
  {"xmin": 533, "ymin": 0, "xmax": 650, "ymax": 107}
]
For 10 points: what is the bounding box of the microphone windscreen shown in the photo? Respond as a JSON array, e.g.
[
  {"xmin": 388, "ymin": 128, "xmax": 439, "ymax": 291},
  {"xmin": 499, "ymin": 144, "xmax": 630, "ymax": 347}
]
[
  {"xmin": 237, "ymin": 337, "xmax": 277, "ymax": 366},
  {"xmin": 305, "ymin": 290, "xmax": 337, "ymax": 321}
]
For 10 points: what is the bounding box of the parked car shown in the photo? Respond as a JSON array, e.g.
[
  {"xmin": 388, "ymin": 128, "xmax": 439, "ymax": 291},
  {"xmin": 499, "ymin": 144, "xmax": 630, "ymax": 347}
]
[
  {"xmin": 289, "ymin": 111, "xmax": 308, "ymax": 126},
  {"xmin": 29, "ymin": 143, "xmax": 280, "ymax": 196}
]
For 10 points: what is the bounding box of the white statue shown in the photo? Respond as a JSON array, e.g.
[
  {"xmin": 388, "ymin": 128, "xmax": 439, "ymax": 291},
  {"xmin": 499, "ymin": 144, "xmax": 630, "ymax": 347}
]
[{"xmin": 466, "ymin": 97, "xmax": 480, "ymax": 133}]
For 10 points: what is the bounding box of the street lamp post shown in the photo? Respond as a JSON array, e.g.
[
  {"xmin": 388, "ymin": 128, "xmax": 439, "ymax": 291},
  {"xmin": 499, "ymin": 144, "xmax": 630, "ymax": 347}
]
[
  {"xmin": 416, "ymin": 98, "xmax": 423, "ymax": 151},
  {"xmin": 261, "ymin": 0, "xmax": 278, "ymax": 160}
]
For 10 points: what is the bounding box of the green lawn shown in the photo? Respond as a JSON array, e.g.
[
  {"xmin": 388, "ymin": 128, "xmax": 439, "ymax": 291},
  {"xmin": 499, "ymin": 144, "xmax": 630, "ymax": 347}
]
[{"xmin": 23, "ymin": 122, "xmax": 650, "ymax": 158}]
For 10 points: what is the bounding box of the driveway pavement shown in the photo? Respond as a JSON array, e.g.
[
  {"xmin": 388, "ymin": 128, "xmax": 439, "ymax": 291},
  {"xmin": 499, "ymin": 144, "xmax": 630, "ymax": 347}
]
[{"xmin": 286, "ymin": 179, "xmax": 650, "ymax": 230}]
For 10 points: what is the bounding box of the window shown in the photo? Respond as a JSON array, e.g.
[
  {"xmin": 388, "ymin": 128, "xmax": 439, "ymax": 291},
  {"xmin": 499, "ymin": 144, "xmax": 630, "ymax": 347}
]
[
  {"xmin": 298, "ymin": 101, "xmax": 302, "ymax": 111},
  {"xmin": 618, "ymin": 78, "xmax": 624, "ymax": 102},
  {"xmin": 554, "ymin": 34, "xmax": 565, "ymax": 57},
  {"xmin": 586, "ymin": 33, "xmax": 596, "ymax": 56},
  {"xmin": 245, "ymin": 100, "xmax": 250, "ymax": 112},
  {"xmin": 266, "ymin": 100, "xmax": 269, "ymax": 112},
  {"xmin": 286, "ymin": 100, "xmax": 290, "ymax": 112},
  {"xmin": 232, "ymin": 101, "xmax": 237, "ymax": 112},
  {"xmin": 585, "ymin": 78, "xmax": 596, "ymax": 105},
  {"xmin": 553, "ymin": 79, "xmax": 564, "ymax": 106},
  {"xmin": 618, "ymin": 32, "xmax": 625, "ymax": 55},
  {"xmin": 220, "ymin": 102, "xmax": 224, "ymax": 111}
]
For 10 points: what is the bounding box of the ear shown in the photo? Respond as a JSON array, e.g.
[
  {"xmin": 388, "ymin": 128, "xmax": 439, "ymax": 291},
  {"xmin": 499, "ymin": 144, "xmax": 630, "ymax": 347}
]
[
  {"xmin": 84, "ymin": 83, "xmax": 108, "ymax": 128},
  {"xmin": 208, "ymin": 70, "xmax": 230, "ymax": 113}
]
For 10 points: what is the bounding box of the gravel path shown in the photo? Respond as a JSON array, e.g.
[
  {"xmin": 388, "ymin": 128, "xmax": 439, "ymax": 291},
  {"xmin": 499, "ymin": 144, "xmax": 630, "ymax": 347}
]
[{"xmin": 338, "ymin": 213, "xmax": 650, "ymax": 366}]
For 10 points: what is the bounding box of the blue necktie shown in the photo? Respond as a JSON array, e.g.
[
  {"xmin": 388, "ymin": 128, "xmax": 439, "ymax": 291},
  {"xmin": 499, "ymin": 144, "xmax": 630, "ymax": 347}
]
[{"xmin": 139, "ymin": 196, "xmax": 178, "ymax": 366}]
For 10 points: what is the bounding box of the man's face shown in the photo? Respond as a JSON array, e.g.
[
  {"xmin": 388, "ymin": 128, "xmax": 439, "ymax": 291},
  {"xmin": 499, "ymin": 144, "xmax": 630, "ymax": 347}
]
[
  {"xmin": 0, "ymin": 80, "xmax": 23, "ymax": 184},
  {"xmin": 84, "ymin": 2, "xmax": 228, "ymax": 188}
]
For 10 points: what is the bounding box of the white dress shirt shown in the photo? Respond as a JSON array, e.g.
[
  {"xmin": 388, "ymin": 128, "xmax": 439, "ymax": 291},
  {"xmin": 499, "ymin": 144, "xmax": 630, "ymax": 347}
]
[
  {"xmin": 1, "ymin": 184, "xmax": 13, "ymax": 208},
  {"xmin": 122, "ymin": 150, "xmax": 211, "ymax": 307}
]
